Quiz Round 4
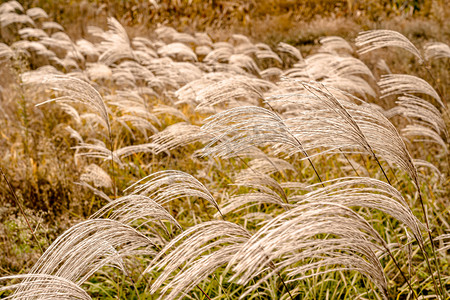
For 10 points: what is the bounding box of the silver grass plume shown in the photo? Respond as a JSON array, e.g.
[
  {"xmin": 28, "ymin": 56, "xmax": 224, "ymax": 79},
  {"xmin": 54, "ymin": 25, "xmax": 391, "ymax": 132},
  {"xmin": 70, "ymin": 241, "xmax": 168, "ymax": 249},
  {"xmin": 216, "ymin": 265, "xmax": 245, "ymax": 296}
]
[
  {"xmin": 105, "ymin": 17, "xmax": 130, "ymax": 45},
  {"xmin": 269, "ymin": 81, "xmax": 415, "ymax": 183},
  {"xmin": 80, "ymin": 163, "xmax": 112, "ymax": 189},
  {"xmin": 294, "ymin": 177, "xmax": 424, "ymax": 242},
  {"xmin": 91, "ymin": 194, "xmax": 181, "ymax": 229},
  {"xmin": 74, "ymin": 142, "xmax": 159, "ymax": 166},
  {"xmin": 42, "ymin": 21, "xmax": 64, "ymax": 32},
  {"xmin": 356, "ymin": 29, "xmax": 423, "ymax": 63},
  {"xmin": 0, "ymin": 1, "xmax": 24, "ymax": 14},
  {"xmin": 114, "ymin": 143, "xmax": 159, "ymax": 159},
  {"xmin": 0, "ymin": 13, "xmax": 35, "ymax": 28},
  {"xmin": 26, "ymin": 7, "xmax": 48, "ymax": 20},
  {"xmin": 216, "ymin": 192, "xmax": 290, "ymax": 217},
  {"xmin": 233, "ymin": 172, "xmax": 289, "ymax": 203},
  {"xmin": 74, "ymin": 142, "xmax": 121, "ymax": 165},
  {"xmin": 277, "ymin": 42, "xmax": 303, "ymax": 61},
  {"xmin": 424, "ymin": 42, "xmax": 450, "ymax": 61},
  {"xmin": 150, "ymin": 123, "xmax": 211, "ymax": 154},
  {"xmin": 65, "ymin": 126, "xmax": 83, "ymax": 143},
  {"xmin": 255, "ymin": 47, "xmax": 282, "ymax": 66},
  {"xmin": 413, "ymin": 159, "xmax": 444, "ymax": 184},
  {"xmin": 204, "ymin": 47, "xmax": 233, "ymax": 64},
  {"xmin": 59, "ymin": 103, "xmax": 82, "ymax": 124},
  {"xmin": 261, "ymin": 67, "xmax": 283, "ymax": 81},
  {"xmin": 22, "ymin": 73, "xmax": 111, "ymax": 136},
  {"xmin": 15, "ymin": 219, "xmax": 155, "ymax": 294},
  {"xmin": 304, "ymin": 53, "xmax": 375, "ymax": 80},
  {"xmin": 158, "ymin": 42, "xmax": 197, "ymax": 62},
  {"xmin": 376, "ymin": 58, "xmax": 392, "ymax": 74},
  {"xmin": 318, "ymin": 36, "xmax": 354, "ymax": 55},
  {"xmin": 227, "ymin": 203, "xmax": 389, "ymax": 299},
  {"xmin": 200, "ymin": 106, "xmax": 308, "ymax": 159},
  {"xmin": 282, "ymin": 55, "xmax": 376, "ymax": 99},
  {"xmin": 229, "ymin": 53, "xmax": 260, "ymax": 75},
  {"xmin": 378, "ymin": 74, "xmax": 444, "ymax": 109},
  {"xmin": 401, "ymin": 124, "xmax": 448, "ymax": 154},
  {"xmin": 194, "ymin": 76, "xmax": 275, "ymax": 112},
  {"xmin": 125, "ymin": 170, "xmax": 222, "ymax": 214},
  {"xmin": 0, "ymin": 43, "xmax": 14, "ymax": 61},
  {"xmin": 0, "ymin": 274, "xmax": 91, "ymax": 300},
  {"xmin": 199, "ymin": 103, "xmax": 327, "ymax": 192},
  {"xmin": 89, "ymin": 17, "xmax": 134, "ymax": 66},
  {"xmin": 18, "ymin": 27, "xmax": 48, "ymax": 40},
  {"xmin": 146, "ymin": 221, "xmax": 251, "ymax": 299},
  {"xmin": 345, "ymin": 100, "xmax": 419, "ymax": 185},
  {"xmin": 114, "ymin": 61, "xmax": 156, "ymax": 86},
  {"xmin": 392, "ymin": 94, "xmax": 448, "ymax": 139},
  {"xmin": 175, "ymin": 77, "xmax": 218, "ymax": 106},
  {"xmin": 283, "ymin": 81, "xmax": 418, "ymax": 184}
]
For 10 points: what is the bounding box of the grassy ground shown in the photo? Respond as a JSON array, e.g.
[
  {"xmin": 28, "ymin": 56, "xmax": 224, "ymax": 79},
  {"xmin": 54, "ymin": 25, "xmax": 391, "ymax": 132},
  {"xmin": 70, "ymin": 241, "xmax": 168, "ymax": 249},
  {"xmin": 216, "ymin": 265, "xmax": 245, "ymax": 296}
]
[{"xmin": 0, "ymin": 0, "xmax": 449, "ymax": 299}]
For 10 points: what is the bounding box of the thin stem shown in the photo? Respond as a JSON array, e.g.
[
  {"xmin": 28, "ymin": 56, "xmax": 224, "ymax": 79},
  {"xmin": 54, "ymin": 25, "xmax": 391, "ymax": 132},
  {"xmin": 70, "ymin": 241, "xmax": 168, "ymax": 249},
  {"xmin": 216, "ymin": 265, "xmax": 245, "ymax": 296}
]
[
  {"xmin": 108, "ymin": 135, "xmax": 117, "ymax": 200},
  {"xmin": 358, "ymin": 154, "xmax": 419, "ymax": 297},
  {"xmin": 264, "ymin": 100, "xmax": 325, "ymax": 187},
  {"xmin": 1, "ymin": 167, "xmax": 43, "ymax": 254},
  {"xmin": 417, "ymin": 189, "xmax": 446, "ymax": 299},
  {"xmin": 339, "ymin": 149, "xmax": 360, "ymax": 177},
  {"xmin": 195, "ymin": 283, "xmax": 212, "ymax": 300},
  {"xmin": 276, "ymin": 270, "xmax": 294, "ymax": 300},
  {"xmin": 372, "ymin": 154, "xmax": 391, "ymax": 185},
  {"xmin": 235, "ymin": 154, "xmax": 290, "ymax": 205},
  {"xmin": 384, "ymin": 246, "xmax": 418, "ymax": 300}
]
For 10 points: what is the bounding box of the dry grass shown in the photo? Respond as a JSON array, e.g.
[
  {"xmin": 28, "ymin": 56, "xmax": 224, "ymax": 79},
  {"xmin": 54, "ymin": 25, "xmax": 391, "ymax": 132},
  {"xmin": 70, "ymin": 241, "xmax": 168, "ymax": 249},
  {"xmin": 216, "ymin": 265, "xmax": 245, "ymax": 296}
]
[{"xmin": 0, "ymin": 0, "xmax": 449, "ymax": 299}]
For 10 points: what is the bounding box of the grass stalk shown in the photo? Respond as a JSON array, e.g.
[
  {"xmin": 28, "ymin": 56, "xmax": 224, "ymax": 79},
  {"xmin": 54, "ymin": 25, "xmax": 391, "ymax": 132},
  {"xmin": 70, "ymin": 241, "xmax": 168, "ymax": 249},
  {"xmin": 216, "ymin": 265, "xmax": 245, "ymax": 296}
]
[
  {"xmin": 384, "ymin": 246, "xmax": 418, "ymax": 299},
  {"xmin": 264, "ymin": 100, "xmax": 325, "ymax": 187},
  {"xmin": 276, "ymin": 270, "xmax": 294, "ymax": 300},
  {"xmin": 416, "ymin": 189, "xmax": 446, "ymax": 299},
  {"xmin": 108, "ymin": 134, "xmax": 118, "ymax": 200},
  {"xmin": 340, "ymin": 149, "xmax": 360, "ymax": 177},
  {"xmin": 0, "ymin": 167, "xmax": 43, "ymax": 254}
]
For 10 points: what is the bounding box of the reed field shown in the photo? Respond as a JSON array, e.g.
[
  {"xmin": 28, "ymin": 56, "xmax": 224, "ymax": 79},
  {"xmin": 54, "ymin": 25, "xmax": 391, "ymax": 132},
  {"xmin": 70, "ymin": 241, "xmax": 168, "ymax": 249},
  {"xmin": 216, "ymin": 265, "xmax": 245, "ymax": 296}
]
[{"xmin": 0, "ymin": 0, "xmax": 449, "ymax": 299}]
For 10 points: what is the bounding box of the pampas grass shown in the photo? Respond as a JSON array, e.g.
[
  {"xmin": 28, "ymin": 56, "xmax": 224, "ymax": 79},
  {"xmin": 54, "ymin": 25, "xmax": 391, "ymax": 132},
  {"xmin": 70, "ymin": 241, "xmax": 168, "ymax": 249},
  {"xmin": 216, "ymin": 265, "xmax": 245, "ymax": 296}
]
[{"xmin": 0, "ymin": 4, "xmax": 448, "ymax": 299}]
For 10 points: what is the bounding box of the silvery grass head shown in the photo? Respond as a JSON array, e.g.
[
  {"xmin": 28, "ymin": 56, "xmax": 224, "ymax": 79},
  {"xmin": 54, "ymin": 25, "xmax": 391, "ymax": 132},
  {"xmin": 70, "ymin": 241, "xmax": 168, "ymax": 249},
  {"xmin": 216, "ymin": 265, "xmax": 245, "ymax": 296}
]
[
  {"xmin": 201, "ymin": 81, "xmax": 419, "ymax": 187},
  {"xmin": 388, "ymin": 94, "xmax": 448, "ymax": 139},
  {"xmin": 0, "ymin": 274, "xmax": 92, "ymax": 300},
  {"xmin": 219, "ymin": 176, "xmax": 423, "ymax": 244},
  {"xmin": 11, "ymin": 219, "xmax": 155, "ymax": 298},
  {"xmin": 424, "ymin": 42, "xmax": 450, "ymax": 61},
  {"xmin": 356, "ymin": 29, "xmax": 424, "ymax": 63},
  {"xmin": 125, "ymin": 170, "xmax": 222, "ymax": 216},
  {"xmin": 379, "ymin": 74, "xmax": 444, "ymax": 110},
  {"xmin": 21, "ymin": 73, "xmax": 111, "ymax": 136},
  {"xmin": 146, "ymin": 220, "xmax": 251, "ymax": 300},
  {"xmin": 90, "ymin": 194, "xmax": 182, "ymax": 236},
  {"xmin": 225, "ymin": 203, "xmax": 390, "ymax": 299}
]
